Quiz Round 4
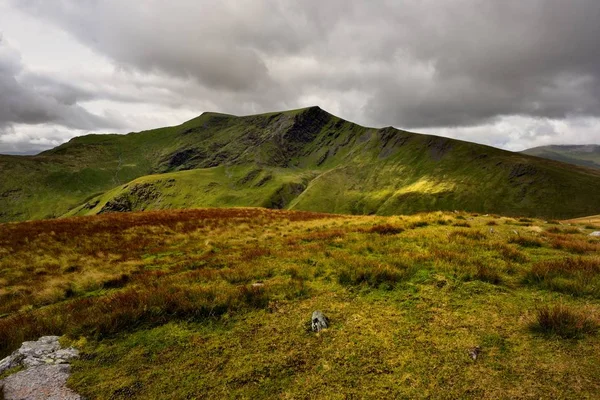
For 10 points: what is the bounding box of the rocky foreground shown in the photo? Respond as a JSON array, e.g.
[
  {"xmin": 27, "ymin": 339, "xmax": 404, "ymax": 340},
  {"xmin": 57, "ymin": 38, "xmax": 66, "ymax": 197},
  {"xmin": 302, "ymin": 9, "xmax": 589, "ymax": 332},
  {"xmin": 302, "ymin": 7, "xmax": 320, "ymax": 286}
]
[{"xmin": 0, "ymin": 336, "xmax": 80, "ymax": 400}]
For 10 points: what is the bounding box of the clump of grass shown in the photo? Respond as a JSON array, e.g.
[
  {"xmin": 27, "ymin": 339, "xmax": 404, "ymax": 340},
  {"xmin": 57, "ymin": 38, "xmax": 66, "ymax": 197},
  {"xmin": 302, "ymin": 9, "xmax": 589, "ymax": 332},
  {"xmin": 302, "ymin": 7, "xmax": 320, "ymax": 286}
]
[
  {"xmin": 462, "ymin": 263, "xmax": 502, "ymax": 285},
  {"xmin": 452, "ymin": 221, "xmax": 471, "ymax": 228},
  {"xmin": 531, "ymin": 304, "xmax": 598, "ymax": 339},
  {"xmin": 529, "ymin": 257, "xmax": 600, "ymax": 278},
  {"xmin": 367, "ymin": 224, "xmax": 404, "ymax": 235},
  {"xmin": 474, "ymin": 264, "xmax": 502, "ymax": 284},
  {"xmin": 550, "ymin": 237, "xmax": 599, "ymax": 254},
  {"xmin": 408, "ymin": 221, "xmax": 429, "ymax": 229},
  {"xmin": 489, "ymin": 242, "xmax": 528, "ymax": 263},
  {"xmin": 486, "ymin": 220, "xmax": 498, "ymax": 226},
  {"xmin": 525, "ymin": 257, "xmax": 600, "ymax": 296},
  {"xmin": 509, "ymin": 236, "xmax": 544, "ymax": 248},
  {"xmin": 338, "ymin": 261, "xmax": 413, "ymax": 290},
  {"xmin": 449, "ymin": 229, "xmax": 486, "ymax": 241}
]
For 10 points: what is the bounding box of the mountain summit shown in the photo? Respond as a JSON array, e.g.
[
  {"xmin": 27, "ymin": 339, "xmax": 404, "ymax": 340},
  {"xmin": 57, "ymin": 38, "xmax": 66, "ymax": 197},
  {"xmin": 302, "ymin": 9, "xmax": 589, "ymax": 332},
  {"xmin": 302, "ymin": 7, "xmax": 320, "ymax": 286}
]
[{"xmin": 1, "ymin": 107, "xmax": 599, "ymax": 222}]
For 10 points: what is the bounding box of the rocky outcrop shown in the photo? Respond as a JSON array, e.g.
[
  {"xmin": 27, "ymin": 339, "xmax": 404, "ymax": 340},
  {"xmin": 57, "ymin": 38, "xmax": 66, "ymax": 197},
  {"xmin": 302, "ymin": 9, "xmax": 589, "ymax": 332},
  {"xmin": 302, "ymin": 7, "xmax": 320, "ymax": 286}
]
[{"xmin": 0, "ymin": 336, "xmax": 81, "ymax": 400}]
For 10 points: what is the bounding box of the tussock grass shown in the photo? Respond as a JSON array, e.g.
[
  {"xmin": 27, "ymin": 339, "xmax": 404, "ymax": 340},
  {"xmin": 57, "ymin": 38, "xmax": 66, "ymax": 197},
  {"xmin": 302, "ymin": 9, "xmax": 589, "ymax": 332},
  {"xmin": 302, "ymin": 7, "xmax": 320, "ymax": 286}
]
[
  {"xmin": 449, "ymin": 229, "xmax": 487, "ymax": 241},
  {"xmin": 525, "ymin": 257, "xmax": 600, "ymax": 296},
  {"xmin": 366, "ymin": 224, "xmax": 404, "ymax": 235},
  {"xmin": 509, "ymin": 235, "xmax": 544, "ymax": 248},
  {"xmin": 452, "ymin": 221, "xmax": 471, "ymax": 227},
  {"xmin": 337, "ymin": 260, "xmax": 414, "ymax": 289},
  {"xmin": 532, "ymin": 304, "xmax": 598, "ymax": 339},
  {"xmin": 548, "ymin": 235, "xmax": 600, "ymax": 254}
]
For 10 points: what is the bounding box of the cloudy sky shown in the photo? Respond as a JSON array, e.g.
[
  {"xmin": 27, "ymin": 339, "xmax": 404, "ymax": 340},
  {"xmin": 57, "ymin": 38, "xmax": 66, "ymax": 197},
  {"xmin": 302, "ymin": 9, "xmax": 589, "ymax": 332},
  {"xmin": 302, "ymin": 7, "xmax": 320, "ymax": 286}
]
[{"xmin": 1, "ymin": 0, "xmax": 599, "ymax": 154}]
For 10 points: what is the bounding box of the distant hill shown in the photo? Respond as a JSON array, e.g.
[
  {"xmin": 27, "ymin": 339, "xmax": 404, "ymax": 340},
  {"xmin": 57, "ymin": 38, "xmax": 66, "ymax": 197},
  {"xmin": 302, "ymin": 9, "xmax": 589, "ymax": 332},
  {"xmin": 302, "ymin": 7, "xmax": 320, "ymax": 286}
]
[
  {"xmin": 1, "ymin": 106, "xmax": 600, "ymax": 222},
  {"xmin": 522, "ymin": 145, "xmax": 600, "ymax": 170}
]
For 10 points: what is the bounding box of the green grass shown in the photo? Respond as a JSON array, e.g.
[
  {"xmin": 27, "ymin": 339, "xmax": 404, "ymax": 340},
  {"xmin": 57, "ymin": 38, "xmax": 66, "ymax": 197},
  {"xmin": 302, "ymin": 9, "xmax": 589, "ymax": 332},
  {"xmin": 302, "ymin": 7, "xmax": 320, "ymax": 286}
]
[
  {"xmin": 1, "ymin": 107, "xmax": 600, "ymax": 222},
  {"xmin": 1, "ymin": 208, "xmax": 600, "ymax": 398}
]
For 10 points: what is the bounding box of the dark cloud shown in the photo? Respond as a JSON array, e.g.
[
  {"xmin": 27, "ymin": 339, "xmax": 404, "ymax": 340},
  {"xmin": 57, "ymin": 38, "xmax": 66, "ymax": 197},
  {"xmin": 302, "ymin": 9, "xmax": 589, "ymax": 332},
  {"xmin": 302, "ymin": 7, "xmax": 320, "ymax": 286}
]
[
  {"xmin": 4, "ymin": 0, "xmax": 600, "ymax": 153},
  {"xmin": 13, "ymin": 0, "xmax": 600, "ymax": 129}
]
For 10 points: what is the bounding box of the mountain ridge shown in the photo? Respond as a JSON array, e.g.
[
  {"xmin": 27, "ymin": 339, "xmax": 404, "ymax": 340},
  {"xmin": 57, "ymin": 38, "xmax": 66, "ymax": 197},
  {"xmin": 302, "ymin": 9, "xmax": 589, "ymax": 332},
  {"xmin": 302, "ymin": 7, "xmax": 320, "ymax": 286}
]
[
  {"xmin": 1, "ymin": 106, "xmax": 600, "ymax": 222},
  {"xmin": 521, "ymin": 144, "xmax": 600, "ymax": 170}
]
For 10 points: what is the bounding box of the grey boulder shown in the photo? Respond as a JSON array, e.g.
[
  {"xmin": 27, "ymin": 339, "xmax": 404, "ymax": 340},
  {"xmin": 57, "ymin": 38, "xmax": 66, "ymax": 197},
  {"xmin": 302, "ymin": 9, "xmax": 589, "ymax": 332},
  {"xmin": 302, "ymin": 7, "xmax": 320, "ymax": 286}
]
[{"xmin": 311, "ymin": 310, "xmax": 329, "ymax": 332}]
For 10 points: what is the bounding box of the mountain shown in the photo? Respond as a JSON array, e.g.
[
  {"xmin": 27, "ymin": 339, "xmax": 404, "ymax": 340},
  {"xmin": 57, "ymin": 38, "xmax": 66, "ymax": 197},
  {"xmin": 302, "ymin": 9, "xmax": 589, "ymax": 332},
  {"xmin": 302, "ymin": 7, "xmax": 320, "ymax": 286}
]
[
  {"xmin": 1, "ymin": 106, "xmax": 600, "ymax": 222},
  {"xmin": 521, "ymin": 145, "xmax": 600, "ymax": 170}
]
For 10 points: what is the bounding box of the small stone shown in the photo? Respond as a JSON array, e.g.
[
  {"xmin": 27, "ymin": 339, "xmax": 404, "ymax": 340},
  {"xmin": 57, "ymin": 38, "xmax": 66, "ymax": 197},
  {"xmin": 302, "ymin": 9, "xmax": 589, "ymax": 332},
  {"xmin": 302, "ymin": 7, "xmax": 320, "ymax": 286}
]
[
  {"xmin": 589, "ymin": 231, "xmax": 600, "ymax": 237},
  {"xmin": 311, "ymin": 310, "xmax": 329, "ymax": 332},
  {"xmin": 468, "ymin": 346, "xmax": 481, "ymax": 361}
]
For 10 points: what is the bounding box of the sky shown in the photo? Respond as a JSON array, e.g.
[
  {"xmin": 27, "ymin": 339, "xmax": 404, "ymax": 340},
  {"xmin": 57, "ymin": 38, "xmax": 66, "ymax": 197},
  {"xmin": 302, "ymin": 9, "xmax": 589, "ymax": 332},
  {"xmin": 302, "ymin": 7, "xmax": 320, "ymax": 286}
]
[{"xmin": 0, "ymin": 0, "xmax": 599, "ymax": 154}]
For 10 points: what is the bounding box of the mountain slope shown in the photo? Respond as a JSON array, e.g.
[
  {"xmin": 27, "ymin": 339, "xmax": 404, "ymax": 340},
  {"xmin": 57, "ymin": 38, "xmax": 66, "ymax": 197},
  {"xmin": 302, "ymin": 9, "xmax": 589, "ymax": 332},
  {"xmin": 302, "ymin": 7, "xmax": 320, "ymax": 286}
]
[
  {"xmin": 2, "ymin": 106, "xmax": 600, "ymax": 222},
  {"xmin": 522, "ymin": 145, "xmax": 600, "ymax": 170}
]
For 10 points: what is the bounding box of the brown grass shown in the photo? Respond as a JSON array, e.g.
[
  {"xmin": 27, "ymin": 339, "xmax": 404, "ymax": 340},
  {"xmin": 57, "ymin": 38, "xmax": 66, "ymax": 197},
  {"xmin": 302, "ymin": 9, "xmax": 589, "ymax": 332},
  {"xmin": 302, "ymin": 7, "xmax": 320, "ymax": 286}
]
[
  {"xmin": 366, "ymin": 224, "xmax": 405, "ymax": 235},
  {"xmin": 532, "ymin": 304, "xmax": 598, "ymax": 339},
  {"xmin": 526, "ymin": 257, "xmax": 600, "ymax": 296},
  {"xmin": 509, "ymin": 235, "xmax": 544, "ymax": 248}
]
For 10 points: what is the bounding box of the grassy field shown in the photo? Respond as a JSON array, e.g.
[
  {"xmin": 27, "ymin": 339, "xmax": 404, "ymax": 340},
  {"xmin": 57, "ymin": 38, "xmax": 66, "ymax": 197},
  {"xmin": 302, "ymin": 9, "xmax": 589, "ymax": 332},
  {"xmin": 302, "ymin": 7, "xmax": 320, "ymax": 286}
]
[{"xmin": 1, "ymin": 208, "xmax": 599, "ymax": 398}]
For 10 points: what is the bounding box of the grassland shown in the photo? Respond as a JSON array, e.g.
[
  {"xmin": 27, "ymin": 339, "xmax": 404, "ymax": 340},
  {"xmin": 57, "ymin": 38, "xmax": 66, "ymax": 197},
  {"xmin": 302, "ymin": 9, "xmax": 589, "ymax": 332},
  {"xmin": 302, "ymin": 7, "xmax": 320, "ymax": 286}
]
[
  {"xmin": 2, "ymin": 107, "xmax": 600, "ymax": 222},
  {"xmin": 1, "ymin": 208, "xmax": 599, "ymax": 398}
]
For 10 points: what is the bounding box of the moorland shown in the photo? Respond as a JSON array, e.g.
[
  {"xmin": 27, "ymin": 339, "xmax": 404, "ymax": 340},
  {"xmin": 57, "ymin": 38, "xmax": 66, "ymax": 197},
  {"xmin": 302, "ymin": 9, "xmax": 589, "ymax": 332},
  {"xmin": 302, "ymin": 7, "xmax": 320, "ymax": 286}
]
[{"xmin": 1, "ymin": 207, "xmax": 599, "ymax": 398}]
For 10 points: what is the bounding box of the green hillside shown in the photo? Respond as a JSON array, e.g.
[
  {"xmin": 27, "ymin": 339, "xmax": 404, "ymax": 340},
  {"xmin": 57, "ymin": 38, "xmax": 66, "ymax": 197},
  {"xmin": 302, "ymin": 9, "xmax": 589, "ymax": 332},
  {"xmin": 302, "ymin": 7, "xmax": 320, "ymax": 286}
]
[
  {"xmin": 522, "ymin": 145, "xmax": 600, "ymax": 170},
  {"xmin": 2, "ymin": 106, "xmax": 600, "ymax": 222}
]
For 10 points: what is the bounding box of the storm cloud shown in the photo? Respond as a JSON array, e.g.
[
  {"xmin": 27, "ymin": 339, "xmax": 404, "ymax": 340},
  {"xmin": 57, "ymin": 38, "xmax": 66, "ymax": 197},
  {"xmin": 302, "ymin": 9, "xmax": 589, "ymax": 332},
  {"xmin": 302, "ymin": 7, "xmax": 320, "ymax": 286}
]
[{"xmin": 2, "ymin": 0, "xmax": 600, "ymax": 152}]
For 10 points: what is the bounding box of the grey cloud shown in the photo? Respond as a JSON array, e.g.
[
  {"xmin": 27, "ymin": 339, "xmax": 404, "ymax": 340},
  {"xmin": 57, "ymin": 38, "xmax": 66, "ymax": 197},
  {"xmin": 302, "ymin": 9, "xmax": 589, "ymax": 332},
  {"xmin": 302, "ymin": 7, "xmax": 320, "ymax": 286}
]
[
  {"xmin": 7, "ymin": 0, "xmax": 600, "ymax": 148},
  {"xmin": 0, "ymin": 38, "xmax": 123, "ymax": 130}
]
